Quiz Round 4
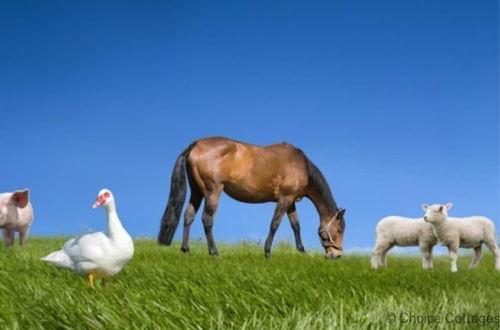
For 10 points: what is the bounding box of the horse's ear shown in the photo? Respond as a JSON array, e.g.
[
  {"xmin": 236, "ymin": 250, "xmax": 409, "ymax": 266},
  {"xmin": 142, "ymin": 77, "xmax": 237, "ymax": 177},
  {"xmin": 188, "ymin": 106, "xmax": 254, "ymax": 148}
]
[
  {"xmin": 11, "ymin": 189, "xmax": 29, "ymax": 208},
  {"xmin": 422, "ymin": 204, "xmax": 429, "ymax": 211},
  {"xmin": 445, "ymin": 203, "xmax": 453, "ymax": 211}
]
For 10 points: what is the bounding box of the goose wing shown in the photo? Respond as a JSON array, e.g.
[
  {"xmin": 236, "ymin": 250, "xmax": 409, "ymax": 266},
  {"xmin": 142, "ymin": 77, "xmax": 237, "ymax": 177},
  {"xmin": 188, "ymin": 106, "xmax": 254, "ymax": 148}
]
[{"xmin": 63, "ymin": 232, "xmax": 111, "ymax": 263}]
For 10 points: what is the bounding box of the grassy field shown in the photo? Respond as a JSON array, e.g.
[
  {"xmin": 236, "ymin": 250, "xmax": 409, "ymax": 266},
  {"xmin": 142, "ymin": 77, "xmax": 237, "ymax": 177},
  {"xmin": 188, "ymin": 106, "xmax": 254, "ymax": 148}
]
[{"xmin": 0, "ymin": 238, "xmax": 499, "ymax": 329}]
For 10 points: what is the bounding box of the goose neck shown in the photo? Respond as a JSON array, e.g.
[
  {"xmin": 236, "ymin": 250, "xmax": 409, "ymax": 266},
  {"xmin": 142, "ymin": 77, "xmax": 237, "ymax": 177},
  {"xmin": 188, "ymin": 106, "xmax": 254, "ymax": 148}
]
[{"xmin": 104, "ymin": 203, "xmax": 126, "ymax": 237}]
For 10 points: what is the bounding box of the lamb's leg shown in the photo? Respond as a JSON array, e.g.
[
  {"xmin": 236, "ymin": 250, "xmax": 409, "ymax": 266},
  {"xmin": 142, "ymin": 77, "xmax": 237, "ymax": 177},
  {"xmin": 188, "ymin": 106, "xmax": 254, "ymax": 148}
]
[
  {"xmin": 484, "ymin": 239, "xmax": 500, "ymax": 270},
  {"xmin": 428, "ymin": 245, "xmax": 434, "ymax": 269},
  {"xmin": 381, "ymin": 244, "xmax": 394, "ymax": 267},
  {"xmin": 371, "ymin": 242, "xmax": 392, "ymax": 269},
  {"xmin": 469, "ymin": 246, "xmax": 482, "ymax": 270},
  {"xmin": 449, "ymin": 246, "xmax": 459, "ymax": 272},
  {"xmin": 420, "ymin": 245, "xmax": 433, "ymax": 270},
  {"xmin": 370, "ymin": 245, "xmax": 380, "ymax": 270},
  {"xmin": 371, "ymin": 242, "xmax": 385, "ymax": 270}
]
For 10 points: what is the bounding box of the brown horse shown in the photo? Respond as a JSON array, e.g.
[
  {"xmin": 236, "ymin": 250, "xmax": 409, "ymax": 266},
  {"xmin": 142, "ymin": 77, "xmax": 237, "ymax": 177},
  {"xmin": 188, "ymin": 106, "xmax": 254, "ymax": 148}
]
[{"xmin": 158, "ymin": 137, "xmax": 346, "ymax": 259}]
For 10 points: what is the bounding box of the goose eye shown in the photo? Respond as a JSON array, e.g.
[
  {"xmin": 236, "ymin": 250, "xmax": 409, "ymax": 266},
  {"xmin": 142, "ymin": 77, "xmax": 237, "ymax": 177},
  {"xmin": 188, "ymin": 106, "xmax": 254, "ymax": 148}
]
[{"xmin": 104, "ymin": 192, "xmax": 111, "ymax": 198}]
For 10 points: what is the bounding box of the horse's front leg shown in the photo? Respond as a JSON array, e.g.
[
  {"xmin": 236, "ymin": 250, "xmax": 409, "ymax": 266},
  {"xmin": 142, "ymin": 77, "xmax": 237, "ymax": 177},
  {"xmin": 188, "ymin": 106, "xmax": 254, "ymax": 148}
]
[
  {"xmin": 265, "ymin": 199, "xmax": 292, "ymax": 258},
  {"xmin": 202, "ymin": 188, "xmax": 223, "ymax": 257},
  {"xmin": 287, "ymin": 203, "xmax": 306, "ymax": 253}
]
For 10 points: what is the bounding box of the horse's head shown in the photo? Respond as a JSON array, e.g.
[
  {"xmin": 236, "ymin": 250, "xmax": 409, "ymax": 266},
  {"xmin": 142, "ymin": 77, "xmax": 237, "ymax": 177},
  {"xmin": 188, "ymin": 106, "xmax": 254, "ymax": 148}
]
[{"xmin": 318, "ymin": 208, "xmax": 346, "ymax": 259}]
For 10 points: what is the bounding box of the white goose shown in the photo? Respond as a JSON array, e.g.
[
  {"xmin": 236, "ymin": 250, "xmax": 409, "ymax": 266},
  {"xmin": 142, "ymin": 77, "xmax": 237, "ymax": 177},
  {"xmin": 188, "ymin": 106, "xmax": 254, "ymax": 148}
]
[{"xmin": 41, "ymin": 189, "xmax": 134, "ymax": 287}]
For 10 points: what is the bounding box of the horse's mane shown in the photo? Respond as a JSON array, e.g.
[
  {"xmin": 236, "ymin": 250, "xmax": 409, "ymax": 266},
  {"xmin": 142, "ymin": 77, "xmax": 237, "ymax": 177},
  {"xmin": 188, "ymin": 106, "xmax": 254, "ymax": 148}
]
[{"xmin": 301, "ymin": 151, "xmax": 338, "ymax": 215}]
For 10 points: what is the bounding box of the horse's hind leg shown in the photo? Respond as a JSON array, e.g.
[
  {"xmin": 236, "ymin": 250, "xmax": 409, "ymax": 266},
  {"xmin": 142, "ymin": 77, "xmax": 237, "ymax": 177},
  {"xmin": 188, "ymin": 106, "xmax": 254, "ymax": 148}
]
[
  {"xmin": 181, "ymin": 190, "xmax": 203, "ymax": 253},
  {"xmin": 265, "ymin": 199, "xmax": 292, "ymax": 258},
  {"xmin": 287, "ymin": 203, "xmax": 305, "ymax": 253},
  {"xmin": 469, "ymin": 245, "xmax": 482, "ymax": 269},
  {"xmin": 202, "ymin": 187, "xmax": 223, "ymax": 257}
]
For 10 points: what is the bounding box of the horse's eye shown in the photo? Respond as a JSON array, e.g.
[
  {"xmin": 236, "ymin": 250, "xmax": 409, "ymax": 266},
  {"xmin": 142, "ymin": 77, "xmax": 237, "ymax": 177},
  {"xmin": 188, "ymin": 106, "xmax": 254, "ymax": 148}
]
[{"xmin": 337, "ymin": 219, "xmax": 345, "ymax": 233}]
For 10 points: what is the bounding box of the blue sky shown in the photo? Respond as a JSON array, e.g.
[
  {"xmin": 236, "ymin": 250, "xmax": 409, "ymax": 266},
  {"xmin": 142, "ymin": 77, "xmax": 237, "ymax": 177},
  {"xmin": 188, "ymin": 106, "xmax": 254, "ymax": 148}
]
[{"xmin": 0, "ymin": 1, "xmax": 498, "ymax": 252}]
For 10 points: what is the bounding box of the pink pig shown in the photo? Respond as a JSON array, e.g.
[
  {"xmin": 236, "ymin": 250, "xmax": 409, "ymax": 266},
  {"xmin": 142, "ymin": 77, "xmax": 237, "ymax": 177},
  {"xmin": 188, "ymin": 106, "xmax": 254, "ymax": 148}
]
[{"xmin": 0, "ymin": 189, "xmax": 33, "ymax": 246}]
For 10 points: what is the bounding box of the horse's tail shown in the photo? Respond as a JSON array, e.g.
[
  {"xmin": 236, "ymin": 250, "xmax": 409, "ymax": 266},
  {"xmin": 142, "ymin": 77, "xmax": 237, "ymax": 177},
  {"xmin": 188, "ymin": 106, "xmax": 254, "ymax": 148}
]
[{"xmin": 157, "ymin": 142, "xmax": 196, "ymax": 245}]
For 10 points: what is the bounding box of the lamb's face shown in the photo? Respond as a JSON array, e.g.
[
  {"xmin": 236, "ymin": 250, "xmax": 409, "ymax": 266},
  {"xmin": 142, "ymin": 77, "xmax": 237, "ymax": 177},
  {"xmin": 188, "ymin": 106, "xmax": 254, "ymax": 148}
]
[{"xmin": 422, "ymin": 203, "xmax": 453, "ymax": 223}]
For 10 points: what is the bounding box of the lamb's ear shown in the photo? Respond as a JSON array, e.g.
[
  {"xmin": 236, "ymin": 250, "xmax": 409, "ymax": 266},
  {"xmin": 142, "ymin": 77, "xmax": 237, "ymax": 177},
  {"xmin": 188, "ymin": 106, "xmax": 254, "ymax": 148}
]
[
  {"xmin": 422, "ymin": 204, "xmax": 429, "ymax": 211},
  {"xmin": 11, "ymin": 189, "xmax": 29, "ymax": 208},
  {"xmin": 438, "ymin": 205, "xmax": 443, "ymax": 212},
  {"xmin": 445, "ymin": 203, "xmax": 453, "ymax": 211}
]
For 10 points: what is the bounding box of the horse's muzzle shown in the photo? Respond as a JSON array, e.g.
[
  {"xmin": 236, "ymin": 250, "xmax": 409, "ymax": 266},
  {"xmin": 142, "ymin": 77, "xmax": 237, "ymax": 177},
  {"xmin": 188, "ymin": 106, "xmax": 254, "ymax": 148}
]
[
  {"xmin": 325, "ymin": 247, "xmax": 343, "ymax": 259},
  {"xmin": 325, "ymin": 254, "xmax": 342, "ymax": 260}
]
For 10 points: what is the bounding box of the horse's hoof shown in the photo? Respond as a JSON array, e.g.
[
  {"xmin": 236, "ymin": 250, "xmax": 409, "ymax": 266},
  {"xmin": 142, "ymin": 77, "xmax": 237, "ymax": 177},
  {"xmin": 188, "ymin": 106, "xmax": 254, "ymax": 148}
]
[{"xmin": 180, "ymin": 247, "xmax": 190, "ymax": 253}]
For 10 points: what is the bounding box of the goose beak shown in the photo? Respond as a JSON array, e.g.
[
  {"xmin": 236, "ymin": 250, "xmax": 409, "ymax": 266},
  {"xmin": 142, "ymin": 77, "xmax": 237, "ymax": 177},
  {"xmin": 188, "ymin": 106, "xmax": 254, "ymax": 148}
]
[
  {"xmin": 93, "ymin": 194, "xmax": 107, "ymax": 209},
  {"xmin": 93, "ymin": 198, "xmax": 104, "ymax": 209}
]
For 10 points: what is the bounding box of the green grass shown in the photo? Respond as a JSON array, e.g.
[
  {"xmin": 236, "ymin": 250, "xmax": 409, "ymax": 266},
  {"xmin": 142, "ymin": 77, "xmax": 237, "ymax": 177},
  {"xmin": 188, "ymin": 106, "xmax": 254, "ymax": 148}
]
[{"xmin": 0, "ymin": 238, "xmax": 499, "ymax": 329}]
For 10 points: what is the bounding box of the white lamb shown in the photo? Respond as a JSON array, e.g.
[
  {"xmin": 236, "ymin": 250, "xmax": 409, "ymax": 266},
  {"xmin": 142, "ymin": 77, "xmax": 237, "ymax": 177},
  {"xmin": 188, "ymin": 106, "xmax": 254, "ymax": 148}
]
[
  {"xmin": 371, "ymin": 216, "xmax": 437, "ymax": 270},
  {"xmin": 423, "ymin": 203, "xmax": 500, "ymax": 272}
]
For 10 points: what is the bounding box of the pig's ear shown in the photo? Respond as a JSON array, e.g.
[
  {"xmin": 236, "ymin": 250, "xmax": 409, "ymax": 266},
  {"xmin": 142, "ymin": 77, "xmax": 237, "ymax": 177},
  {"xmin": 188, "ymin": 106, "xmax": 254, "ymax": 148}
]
[{"xmin": 11, "ymin": 190, "xmax": 29, "ymax": 208}]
